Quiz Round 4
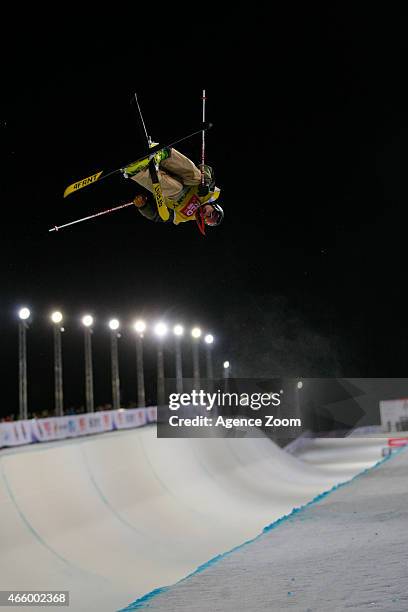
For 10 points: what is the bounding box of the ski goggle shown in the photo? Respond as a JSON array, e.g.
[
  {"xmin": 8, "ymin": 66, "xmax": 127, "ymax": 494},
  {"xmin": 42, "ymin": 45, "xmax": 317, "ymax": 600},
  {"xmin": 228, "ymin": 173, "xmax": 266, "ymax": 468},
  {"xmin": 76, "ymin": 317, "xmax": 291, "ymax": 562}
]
[
  {"xmin": 204, "ymin": 209, "xmax": 222, "ymax": 226},
  {"xmin": 203, "ymin": 204, "xmax": 224, "ymax": 227},
  {"xmin": 196, "ymin": 204, "xmax": 224, "ymax": 236}
]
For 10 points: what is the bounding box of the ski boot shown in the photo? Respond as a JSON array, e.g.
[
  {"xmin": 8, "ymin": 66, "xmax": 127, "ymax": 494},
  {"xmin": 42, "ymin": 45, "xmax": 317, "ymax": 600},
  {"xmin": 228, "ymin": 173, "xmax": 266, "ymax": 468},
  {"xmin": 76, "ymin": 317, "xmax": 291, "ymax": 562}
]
[{"xmin": 122, "ymin": 147, "xmax": 171, "ymax": 178}]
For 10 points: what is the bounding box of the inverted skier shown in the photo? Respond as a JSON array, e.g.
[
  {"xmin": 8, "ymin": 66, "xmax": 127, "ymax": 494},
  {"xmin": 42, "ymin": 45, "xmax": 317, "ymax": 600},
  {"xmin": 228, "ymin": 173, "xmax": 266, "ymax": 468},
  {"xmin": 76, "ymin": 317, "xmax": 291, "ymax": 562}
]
[{"xmin": 124, "ymin": 146, "xmax": 224, "ymax": 234}]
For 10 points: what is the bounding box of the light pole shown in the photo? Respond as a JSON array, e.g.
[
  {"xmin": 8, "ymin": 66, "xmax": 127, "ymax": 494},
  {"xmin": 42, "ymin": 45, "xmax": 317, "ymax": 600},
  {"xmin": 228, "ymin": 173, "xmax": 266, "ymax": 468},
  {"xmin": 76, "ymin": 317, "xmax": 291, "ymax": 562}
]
[
  {"xmin": 82, "ymin": 315, "xmax": 94, "ymax": 413},
  {"xmin": 173, "ymin": 324, "xmax": 184, "ymax": 394},
  {"xmin": 191, "ymin": 327, "xmax": 202, "ymax": 391},
  {"xmin": 155, "ymin": 322, "xmax": 168, "ymax": 406},
  {"xmin": 109, "ymin": 319, "xmax": 121, "ymax": 411},
  {"xmin": 223, "ymin": 360, "xmax": 230, "ymax": 393},
  {"xmin": 204, "ymin": 333, "xmax": 214, "ymax": 392},
  {"xmin": 133, "ymin": 320, "xmax": 146, "ymax": 408},
  {"xmin": 295, "ymin": 379, "xmax": 303, "ymax": 421},
  {"xmin": 18, "ymin": 307, "xmax": 30, "ymax": 420},
  {"xmin": 51, "ymin": 311, "xmax": 64, "ymax": 417}
]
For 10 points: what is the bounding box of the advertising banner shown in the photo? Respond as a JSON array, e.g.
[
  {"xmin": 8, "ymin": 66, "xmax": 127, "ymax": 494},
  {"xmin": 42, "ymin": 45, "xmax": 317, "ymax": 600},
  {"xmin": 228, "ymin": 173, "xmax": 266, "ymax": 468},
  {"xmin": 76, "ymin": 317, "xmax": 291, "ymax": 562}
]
[
  {"xmin": 0, "ymin": 420, "xmax": 32, "ymax": 447},
  {"xmin": 146, "ymin": 406, "xmax": 157, "ymax": 423},
  {"xmin": 113, "ymin": 408, "xmax": 147, "ymax": 430},
  {"xmin": 1, "ymin": 407, "xmax": 156, "ymax": 449}
]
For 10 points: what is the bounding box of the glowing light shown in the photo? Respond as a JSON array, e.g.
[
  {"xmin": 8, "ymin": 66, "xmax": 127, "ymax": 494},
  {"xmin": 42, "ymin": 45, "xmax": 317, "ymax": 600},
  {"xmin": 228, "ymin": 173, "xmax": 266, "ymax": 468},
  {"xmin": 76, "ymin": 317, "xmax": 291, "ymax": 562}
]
[
  {"xmin": 109, "ymin": 319, "xmax": 120, "ymax": 331},
  {"xmin": 51, "ymin": 311, "xmax": 63, "ymax": 324},
  {"xmin": 204, "ymin": 334, "xmax": 214, "ymax": 344},
  {"xmin": 297, "ymin": 381, "xmax": 303, "ymax": 389},
  {"xmin": 82, "ymin": 315, "xmax": 93, "ymax": 327},
  {"xmin": 191, "ymin": 327, "xmax": 202, "ymax": 339},
  {"xmin": 154, "ymin": 322, "xmax": 168, "ymax": 337},
  {"xmin": 173, "ymin": 324, "xmax": 184, "ymax": 336},
  {"xmin": 223, "ymin": 361, "xmax": 230, "ymax": 369},
  {"xmin": 134, "ymin": 320, "xmax": 146, "ymax": 334},
  {"xmin": 18, "ymin": 308, "xmax": 30, "ymax": 320}
]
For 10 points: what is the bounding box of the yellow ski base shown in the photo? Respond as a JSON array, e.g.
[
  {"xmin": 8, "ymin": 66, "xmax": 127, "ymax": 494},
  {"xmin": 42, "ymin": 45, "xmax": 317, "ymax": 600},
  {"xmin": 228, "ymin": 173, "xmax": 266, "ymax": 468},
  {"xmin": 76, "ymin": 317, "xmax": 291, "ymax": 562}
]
[{"xmin": 64, "ymin": 171, "xmax": 103, "ymax": 198}]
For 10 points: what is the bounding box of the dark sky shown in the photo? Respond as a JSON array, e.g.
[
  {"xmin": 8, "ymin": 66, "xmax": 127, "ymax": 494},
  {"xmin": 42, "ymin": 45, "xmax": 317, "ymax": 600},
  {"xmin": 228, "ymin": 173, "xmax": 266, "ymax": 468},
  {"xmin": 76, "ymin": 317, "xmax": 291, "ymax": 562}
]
[{"xmin": 2, "ymin": 7, "xmax": 408, "ymax": 416}]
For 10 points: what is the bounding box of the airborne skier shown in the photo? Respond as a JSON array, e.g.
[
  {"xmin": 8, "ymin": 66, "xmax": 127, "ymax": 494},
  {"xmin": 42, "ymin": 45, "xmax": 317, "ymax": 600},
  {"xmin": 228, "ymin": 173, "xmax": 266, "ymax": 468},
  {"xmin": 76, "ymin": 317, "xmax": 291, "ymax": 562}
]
[
  {"xmin": 53, "ymin": 91, "xmax": 222, "ymax": 234},
  {"xmin": 125, "ymin": 147, "xmax": 223, "ymax": 234}
]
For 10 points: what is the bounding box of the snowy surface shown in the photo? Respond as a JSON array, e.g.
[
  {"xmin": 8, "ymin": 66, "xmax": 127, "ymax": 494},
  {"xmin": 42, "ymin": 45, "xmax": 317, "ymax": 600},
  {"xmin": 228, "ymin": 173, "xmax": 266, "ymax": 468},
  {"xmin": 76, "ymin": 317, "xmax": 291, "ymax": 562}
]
[
  {"xmin": 0, "ymin": 426, "xmax": 388, "ymax": 612},
  {"xmin": 124, "ymin": 447, "xmax": 408, "ymax": 611}
]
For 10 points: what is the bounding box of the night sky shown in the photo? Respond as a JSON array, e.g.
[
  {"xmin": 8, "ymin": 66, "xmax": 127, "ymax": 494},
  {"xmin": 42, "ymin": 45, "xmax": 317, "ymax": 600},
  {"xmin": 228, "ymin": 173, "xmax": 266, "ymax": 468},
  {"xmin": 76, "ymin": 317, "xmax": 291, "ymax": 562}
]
[{"xmin": 2, "ymin": 8, "xmax": 408, "ymax": 417}]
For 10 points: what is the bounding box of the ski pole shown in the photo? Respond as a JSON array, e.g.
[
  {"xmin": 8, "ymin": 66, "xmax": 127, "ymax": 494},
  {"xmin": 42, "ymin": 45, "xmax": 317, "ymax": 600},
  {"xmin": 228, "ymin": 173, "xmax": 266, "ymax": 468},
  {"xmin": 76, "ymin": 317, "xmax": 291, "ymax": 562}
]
[
  {"xmin": 134, "ymin": 91, "xmax": 151, "ymax": 147},
  {"xmin": 49, "ymin": 201, "xmax": 134, "ymax": 233},
  {"xmin": 201, "ymin": 89, "xmax": 206, "ymax": 188},
  {"xmin": 132, "ymin": 91, "xmax": 169, "ymax": 221}
]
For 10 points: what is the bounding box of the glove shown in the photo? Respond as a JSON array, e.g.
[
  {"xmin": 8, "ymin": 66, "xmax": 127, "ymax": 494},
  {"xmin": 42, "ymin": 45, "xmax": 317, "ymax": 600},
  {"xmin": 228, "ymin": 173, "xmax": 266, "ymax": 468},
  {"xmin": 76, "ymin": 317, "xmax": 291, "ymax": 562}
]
[
  {"xmin": 199, "ymin": 164, "xmax": 216, "ymax": 190},
  {"xmin": 133, "ymin": 195, "xmax": 147, "ymax": 208},
  {"xmin": 198, "ymin": 184, "xmax": 210, "ymax": 197}
]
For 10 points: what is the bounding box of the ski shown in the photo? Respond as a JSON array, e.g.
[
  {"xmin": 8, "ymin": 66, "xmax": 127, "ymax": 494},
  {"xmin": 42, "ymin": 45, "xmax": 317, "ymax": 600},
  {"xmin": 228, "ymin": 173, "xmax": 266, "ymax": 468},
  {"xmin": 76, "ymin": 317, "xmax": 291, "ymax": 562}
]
[
  {"xmin": 148, "ymin": 158, "xmax": 169, "ymax": 221},
  {"xmin": 63, "ymin": 122, "xmax": 212, "ymax": 199}
]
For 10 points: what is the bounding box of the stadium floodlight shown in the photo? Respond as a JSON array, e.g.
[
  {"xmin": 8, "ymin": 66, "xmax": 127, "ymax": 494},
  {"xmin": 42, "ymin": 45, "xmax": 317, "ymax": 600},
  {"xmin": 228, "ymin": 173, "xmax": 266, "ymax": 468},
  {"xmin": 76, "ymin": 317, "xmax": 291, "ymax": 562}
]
[
  {"xmin": 82, "ymin": 316, "xmax": 94, "ymax": 412},
  {"xmin": 154, "ymin": 322, "xmax": 168, "ymax": 337},
  {"xmin": 205, "ymin": 334, "xmax": 214, "ymax": 386},
  {"xmin": 173, "ymin": 324, "xmax": 184, "ymax": 394},
  {"xmin": 155, "ymin": 324, "xmax": 167, "ymax": 405},
  {"xmin": 134, "ymin": 319, "xmax": 146, "ymax": 334},
  {"xmin": 191, "ymin": 327, "xmax": 202, "ymax": 339},
  {"xmin": 18, "ymin": 307, "xmax": 30, "ymax": 320},
  {"xmin": 134, "ymin": 321, "xmax": 146, "ymax": 407},
  {"xmin": 173, "ymin": 324, "xmax": 184, "ymax": 336},
  {"xmin": 191, "ymin": 328, "xmax": 202, "ymax": 389},
  {"xmin": 295, "ymin": 380, "xmax": 303, "ymax": 421},
  {"xmin": 82, "ymin": 315, "xmax": 93, "ymax": 327},
  {"xmin": 223, "ymin": 360, "xmax": 231, "ymax": 389},
  {"xmin": 18, "ymin": 307, "xmax": 31, "ymax": 420},
  {"xmin": 51, "ymin": 312, "xmax": 64, "ymax": 416},
  {"xmin": 51, "ymin": 311, "xmax": 63, "ymax": 324},
  {"xmin": 109, "ymin": 320, "xmax": 121, "ymax": 410}
]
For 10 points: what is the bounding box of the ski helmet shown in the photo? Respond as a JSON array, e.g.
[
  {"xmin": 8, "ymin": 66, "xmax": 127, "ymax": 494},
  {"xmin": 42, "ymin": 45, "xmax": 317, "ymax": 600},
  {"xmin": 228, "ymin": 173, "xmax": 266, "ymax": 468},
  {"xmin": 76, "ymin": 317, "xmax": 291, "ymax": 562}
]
[
  {"xmin": 203, "ymin": 203, "xmax": 224, "ymax": 227},
  {"xmin": 196, "ymin": 203, "xmax": 224, "ymax": 236}
]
